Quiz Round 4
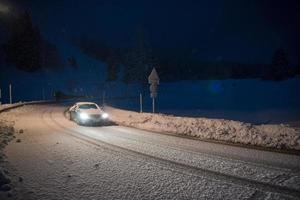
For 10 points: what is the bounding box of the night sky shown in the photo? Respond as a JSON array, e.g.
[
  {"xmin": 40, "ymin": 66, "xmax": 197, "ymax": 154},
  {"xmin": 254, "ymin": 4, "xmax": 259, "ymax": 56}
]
[{"xmin": 1, "ymin": 0, "xmax": 300, "ymax": 64}]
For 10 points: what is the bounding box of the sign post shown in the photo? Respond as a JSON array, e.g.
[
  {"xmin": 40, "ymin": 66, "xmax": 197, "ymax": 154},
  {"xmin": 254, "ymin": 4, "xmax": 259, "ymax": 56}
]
[
  {"xmin": 148, "ymin": 68, "xmax": 159, "ymax": 113},
  {"xmin": 140, "ymin": 93, "xmax": 143, "ymax": 113},
  {"xmin": 9, "ymin": 84, "xmax": 12, "ymax": 104}
]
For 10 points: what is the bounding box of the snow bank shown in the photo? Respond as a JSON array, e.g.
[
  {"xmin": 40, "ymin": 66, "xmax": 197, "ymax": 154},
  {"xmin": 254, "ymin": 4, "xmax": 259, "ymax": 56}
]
[
  {"xmin": 0, "ymin": 118, "xmax": 15, "ymax": 194},
  {"xmin": 0, "ymin": 101, "xmax": 56, "ymax": 113},
  {"xmin": 0, "ymin": 103, "xmax": 24, "ymax": 113},
  {"xmin": 106, "ymin": 106, "xmax": 300, "ymax": 151}
]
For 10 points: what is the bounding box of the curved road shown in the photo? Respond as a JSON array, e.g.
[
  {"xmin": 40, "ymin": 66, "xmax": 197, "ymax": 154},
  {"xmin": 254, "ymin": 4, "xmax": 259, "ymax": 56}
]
[{"xmin": 4, "ymin": 104, "xmax": 300, "ymax": 200}]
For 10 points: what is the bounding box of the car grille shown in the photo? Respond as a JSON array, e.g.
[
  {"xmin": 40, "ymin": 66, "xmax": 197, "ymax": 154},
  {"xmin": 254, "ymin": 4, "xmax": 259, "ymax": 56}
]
[{"xmin": 89, "ymin": 114, "xmax": 101, "ymax": 119}]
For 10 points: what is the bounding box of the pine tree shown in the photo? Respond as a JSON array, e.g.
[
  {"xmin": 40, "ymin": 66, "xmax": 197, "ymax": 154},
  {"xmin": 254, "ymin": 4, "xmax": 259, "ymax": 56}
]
[
  {"xmin": 3, "ymin": 11, "xmax": 62, "ymax": 72},
  {"xmin": 3, "ymin": 11, "xmax": 43, "ymax": 72},
  {"xmin": 123, "ymin": 29, "xmax": 157, "ymax": 84},
  {"xmin": 264, "ymin": 48, "xmax": 292, "ymax": 80}
]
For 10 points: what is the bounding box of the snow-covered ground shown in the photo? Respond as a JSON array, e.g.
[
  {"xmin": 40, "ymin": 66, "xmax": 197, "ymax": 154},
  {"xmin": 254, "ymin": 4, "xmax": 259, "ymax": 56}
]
[
  {"xmin": 0, "ymin": 111, "xmax": 16, "ymax": 198},
  {"xmin": 0, "ymin": 103, "xmax": 39, "ymax": 198},
  {"xmin": 0, "ymin": 105, "xmax": 299, "ymax": 199},
  {"xmin": 1, "ymin": 105, "xmax": 299, "ymax": 199},
  {"xmin": 106, "ymin": 106, "xmax": 300, "ymax": 151}
]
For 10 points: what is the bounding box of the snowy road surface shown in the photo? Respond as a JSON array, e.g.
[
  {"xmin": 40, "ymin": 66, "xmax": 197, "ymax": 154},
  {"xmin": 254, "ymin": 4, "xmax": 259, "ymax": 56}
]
[{"xmin": 3, "ymin": 105, "xmax": 300, "ymax": 200}]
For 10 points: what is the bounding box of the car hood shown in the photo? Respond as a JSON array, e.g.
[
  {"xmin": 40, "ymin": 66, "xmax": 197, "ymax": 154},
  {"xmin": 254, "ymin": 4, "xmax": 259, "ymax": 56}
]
[{"xmin": 79, "ymin": 109, "xmax": 102, "ymax": 115}]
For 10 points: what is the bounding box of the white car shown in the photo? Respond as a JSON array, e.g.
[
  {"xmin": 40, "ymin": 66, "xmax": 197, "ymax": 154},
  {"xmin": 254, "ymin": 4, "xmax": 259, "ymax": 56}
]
[{"xmin": 68, "ymin": 102, "xmax": 109, "ymax": 125}]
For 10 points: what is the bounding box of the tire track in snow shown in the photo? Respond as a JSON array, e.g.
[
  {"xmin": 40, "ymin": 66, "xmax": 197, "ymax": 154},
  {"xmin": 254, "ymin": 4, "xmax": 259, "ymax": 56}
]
[{"xmin": 42, "ymin": 106, "xmax": 300, "ymax": 199}]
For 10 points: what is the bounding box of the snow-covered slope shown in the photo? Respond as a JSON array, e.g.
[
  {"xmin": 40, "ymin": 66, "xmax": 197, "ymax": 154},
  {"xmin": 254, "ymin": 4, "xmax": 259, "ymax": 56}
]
[{"xmin": 105, "ymin": 78, "xmax": 300, "ymax": 125}]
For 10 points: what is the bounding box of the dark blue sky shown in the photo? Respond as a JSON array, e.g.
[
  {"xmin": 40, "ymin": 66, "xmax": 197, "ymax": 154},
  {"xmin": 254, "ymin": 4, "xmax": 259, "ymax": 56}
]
[{"xmin": 4, "ymin": 0, "xmax": 300, "ymax": 64}]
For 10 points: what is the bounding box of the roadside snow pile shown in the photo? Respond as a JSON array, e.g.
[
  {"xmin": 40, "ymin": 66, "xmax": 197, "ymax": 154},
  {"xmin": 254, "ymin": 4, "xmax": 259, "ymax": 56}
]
[
  {"xmin": 0, "ymin": 120, "xmax": 15, "ymax": 193},
  {"xmin": 0, "ymin": 167, "xmax": 11, "ymax": 191},
  {"xmin": 0, "ymin": 103, "xmax": 23, "ymax": 112},
  {"xmin": 106, "ymin": 107, "xmax": 300, "ymax": 150},
  {"xmin": 0, "ymin": 121, "xmax": 15, "ymax": 151}
]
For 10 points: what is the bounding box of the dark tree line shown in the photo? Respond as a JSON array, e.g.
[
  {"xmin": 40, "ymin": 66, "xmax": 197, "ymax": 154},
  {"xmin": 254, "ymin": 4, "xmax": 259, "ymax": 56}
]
[
  {"xmin": 2, "ymin": 11, "xmax": 62, "ymax": 72},
  {"xmin": 72, "ymin": 35, "xmax": 121, "ymax": 81},
  {"xmin": 73, "ymin": 33, "xmax": 298, "ymax": 83},
  {"xmin": 123, "ymin": 30, "xmax": 157, "ymax": 84},
  {"xmin": 73, "ymin": 31, "xmax": 157, "ymax": 84},
  {"xmin": 262, "ymin": 48, "xmax": 294, "ymax": 81},
  {"xmin": 1, "ymin": 11, "xmax": 298, "ymax": 82}
]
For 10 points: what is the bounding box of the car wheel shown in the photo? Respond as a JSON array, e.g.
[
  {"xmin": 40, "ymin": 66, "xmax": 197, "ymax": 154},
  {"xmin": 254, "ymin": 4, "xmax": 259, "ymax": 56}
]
[{"xmin": 68, "ymin": 112, "xmax": 72, "ymax": 120}]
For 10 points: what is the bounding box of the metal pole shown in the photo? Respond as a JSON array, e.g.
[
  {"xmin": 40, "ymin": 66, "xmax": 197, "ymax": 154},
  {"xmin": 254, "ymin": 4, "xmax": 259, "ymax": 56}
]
[
  {"xmin": 152, "ymin": 97, "xmax": 155, "ymax": 113},
  {"xmin": 9, "ymin": 84, "xmax": 12, "ymax": 104},
  {"xmin": 140, "ymin": 93, "xmax": 143, "ymax": 113}
]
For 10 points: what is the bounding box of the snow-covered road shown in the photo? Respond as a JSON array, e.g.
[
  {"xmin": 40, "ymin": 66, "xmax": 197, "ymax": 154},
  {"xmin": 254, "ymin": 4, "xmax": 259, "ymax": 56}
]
[{"xmin": 2, "ymin": 105, "xmax": 300, "ymax": 199}]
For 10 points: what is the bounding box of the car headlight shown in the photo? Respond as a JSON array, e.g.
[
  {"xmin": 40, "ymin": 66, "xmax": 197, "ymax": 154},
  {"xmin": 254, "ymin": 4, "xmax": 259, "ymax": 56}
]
[
  {"xmin": 101, "ymin": 113, "xmax": 109, "ymax": 119},
  {"xmin": 79, "ymin": 112, "xmax": 89, "ymax": 120}
]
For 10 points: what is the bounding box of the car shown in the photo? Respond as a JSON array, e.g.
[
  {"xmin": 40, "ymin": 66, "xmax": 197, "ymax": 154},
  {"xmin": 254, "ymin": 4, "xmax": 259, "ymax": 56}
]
[{"xmin": 68, "ymin": 102, "xmax": 109, "ymax": 126}]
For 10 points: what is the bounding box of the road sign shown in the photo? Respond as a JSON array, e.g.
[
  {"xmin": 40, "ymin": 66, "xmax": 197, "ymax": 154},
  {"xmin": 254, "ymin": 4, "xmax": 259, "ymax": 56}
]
[
  {"xmin": 148, "ymin": 68, "xmax": 159, "ymax": 85},
  {"xmin": 150, "ymin": 84, "xmax": 157, "ymax": 92},
  {"xmin": 150, "ymin": 92, "xmax": 157, "ymax": 98},
  {"xmin": 148, "ymin": 68, "xmax": 160, "ymax": 113}
]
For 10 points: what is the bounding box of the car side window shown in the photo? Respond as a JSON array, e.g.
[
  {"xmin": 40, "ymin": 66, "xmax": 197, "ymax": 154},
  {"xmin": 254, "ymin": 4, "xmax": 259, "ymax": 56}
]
[{"xmin": 70, "ymin": 105, "xmax": 77, "ymax": 111}]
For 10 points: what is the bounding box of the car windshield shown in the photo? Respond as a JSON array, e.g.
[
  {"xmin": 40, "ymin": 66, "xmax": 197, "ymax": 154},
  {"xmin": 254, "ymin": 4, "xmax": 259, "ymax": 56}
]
[{"xmin": 78, "ymin": 104, "xmax": 98, "ymax": 109}]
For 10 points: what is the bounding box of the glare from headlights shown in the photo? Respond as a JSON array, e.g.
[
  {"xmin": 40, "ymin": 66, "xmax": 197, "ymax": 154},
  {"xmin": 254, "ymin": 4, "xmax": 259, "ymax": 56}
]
[
  {"xmin": 101, "ymin": 113, "xmax": 109, "ymax": 119},
  {"xmin": 79, "ymin": 112, "xmax": 89, "ymax": 120}
]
